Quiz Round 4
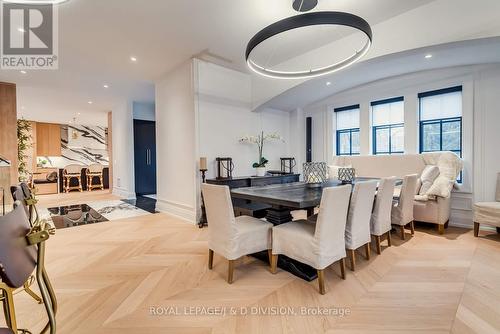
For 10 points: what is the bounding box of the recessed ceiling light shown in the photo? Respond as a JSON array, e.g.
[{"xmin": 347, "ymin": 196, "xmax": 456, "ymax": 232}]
[
  {"xmin": 20, "ymin": 70, "xmax": 27, "ymax": 74},
  {"xmin": 425, "ymin": 54, "xmax": 433, "ymax": 59},
  {"xmin": 130, "ymin": 56, "xmax": 137, "ymax": 62},
  {"xmin": 4, "ymin": 0, "xmax": 71, "ymax": 4},
  {"xmin": 77, "ymin": 112, "xmax": 81, "ymax": 115},
  {"xmin": 103, "ymin": 84, "xmax": 109, "ymax": 88},
  {"xmin": 88, "ymin": 101, "xmax": 93, "ymax": 104},
  {"xmin": 326, "ymin": 81, "xmax": 332, "ymax": 86}
]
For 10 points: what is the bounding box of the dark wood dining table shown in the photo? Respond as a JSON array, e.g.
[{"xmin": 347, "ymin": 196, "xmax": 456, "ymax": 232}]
[{"xmin": 230, "ymin": 177, "xmax": 401, "ymax": 281}]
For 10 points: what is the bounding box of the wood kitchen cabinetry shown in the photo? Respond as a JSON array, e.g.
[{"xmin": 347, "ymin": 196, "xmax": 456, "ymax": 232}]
[{"xmin": 36, "ymin": 123, "xmax": 61, "ymax": 156}]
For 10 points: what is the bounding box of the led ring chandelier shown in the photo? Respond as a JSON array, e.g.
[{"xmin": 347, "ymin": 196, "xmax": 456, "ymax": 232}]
[{"xmin": 246, "ymin": 11, "xmax": 372, "ymax": 79}]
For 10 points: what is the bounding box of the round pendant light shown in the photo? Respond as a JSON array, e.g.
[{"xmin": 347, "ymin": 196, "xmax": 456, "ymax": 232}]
[{"xmin": 246, "ymin": 11, "xmax": 372, "ymax": 79}]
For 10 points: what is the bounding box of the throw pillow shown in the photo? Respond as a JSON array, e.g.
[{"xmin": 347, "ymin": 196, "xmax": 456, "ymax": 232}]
[{"xmin": 419, "ymin": 165, "xmax": 440, "ymax": 195}]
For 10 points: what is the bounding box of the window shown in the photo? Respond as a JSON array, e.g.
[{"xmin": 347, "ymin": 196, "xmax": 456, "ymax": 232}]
[
  {"xmin": 335, "ymin": 105, "xmax": 360, "ymax": 156},
  {"xmin": 371, "ymin": 97, "xmax": 404, "ymax": 155},
  {"xmin": 419, "ymin": 86, "xmax": 462, "ymax": 182}
]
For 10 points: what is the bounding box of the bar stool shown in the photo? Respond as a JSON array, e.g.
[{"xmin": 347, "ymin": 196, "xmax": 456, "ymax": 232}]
[
  {"xmin": 63, "ymin": 164, "xmax": 84, "ymax": 193},
  {"xmin": 86, "ymin": 163, "xmax": 104, "ymax": 191}
]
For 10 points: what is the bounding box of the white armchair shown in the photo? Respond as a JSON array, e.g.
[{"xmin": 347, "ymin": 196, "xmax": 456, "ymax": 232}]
[
  {"xmin": 391, "ymin": 174, "xmax": 419, "ymax": 240},
  {"xmin": 345, "ymin": 181, "xmax": 378, "ymax": 271},
  {"xmin": 201, "ymin": 184, "xmax": 273, "ymax": 283},
  {"xmin": 473, "ymin": 173, "xmax": 500, "ymax": 237},
  {"xmin": 271, "ymin": 186, "xmax": 351, "ymax": 295},
  {"xmin": 370, "ymin": 177, "xmax": 397, "ymax": 254}
]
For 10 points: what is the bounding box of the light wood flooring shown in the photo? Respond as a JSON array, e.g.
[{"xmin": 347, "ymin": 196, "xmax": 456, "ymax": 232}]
[{"xmin": 2, "ymin": 196, "xmax": 499, "ymax": 333}]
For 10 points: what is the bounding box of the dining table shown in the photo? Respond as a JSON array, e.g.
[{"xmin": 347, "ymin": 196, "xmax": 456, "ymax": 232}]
[{"xmin": 230, "ymin": 177, "xmax": 402, "ymax": 281}]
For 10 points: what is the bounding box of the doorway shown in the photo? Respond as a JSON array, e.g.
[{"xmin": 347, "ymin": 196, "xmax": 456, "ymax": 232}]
[{"xmin": 133, "ymin": 120, "xmax": 157, "ymax": 196}]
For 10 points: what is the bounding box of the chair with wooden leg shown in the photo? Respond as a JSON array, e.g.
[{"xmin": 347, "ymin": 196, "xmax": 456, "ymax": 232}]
[
  {"xmin": 86, "ymin": 163, "xmax": 105, "ymax": 191},
  {"xmin": 271, "ymin": 186, "xmax": 352, "ymax": 295},
  {"xmin": 202, "ymin": 184, "xmax": 273, "ymax": 284},
  {"xmin": 473, "ymin": 172, "xmax": 500, "ymax": 237},
  {"xmin": 63, "ymin": 164, "xmax": 84, "ymax": 193},
  {"xmin": 370, "ymin": 177, "xmax": 397, "ymax": 254},
  {"xmin": 344, "ymin": 181, "xmax": 378, "ymax": 271},
  {"xmin": 0, "ymin": 203, "xmax": 57, "ymax": 334},
  {"xmin": 391, "ymin": 174, "xmax": 418, "ymax": 240}
]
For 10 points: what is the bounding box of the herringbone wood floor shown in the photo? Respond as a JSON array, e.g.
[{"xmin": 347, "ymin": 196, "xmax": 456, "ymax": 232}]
[{"xmin": 3, "ymin": 193, "xmax": 500, "ymax": 333}]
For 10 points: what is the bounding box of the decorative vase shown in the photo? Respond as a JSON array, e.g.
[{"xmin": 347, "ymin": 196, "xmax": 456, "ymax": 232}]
[
  {"xmin": 338, "ymin": 167, "xmax": 356, "ymax": 184},
  {"xmin": 303, "ymin": 162, "xmax": 327, "ymax": 188},
  {"xmin": 255, "ymin": 167, "xmax": 266, "ymax": 177}
]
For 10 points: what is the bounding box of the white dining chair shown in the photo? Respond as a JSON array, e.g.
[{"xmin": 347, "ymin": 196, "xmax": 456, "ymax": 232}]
[
  {"xmin": 201, "ymin": 184, "xmax": 273, "ymax": 284},
  {"xmin": 270, "ymin": 185, "xmax": 351, "ymax": 295},
  {"xmin": 473, "ymin": 172, "xmax": 500, "ymax": 237},
  {"xmin": 391, "ymin": 174, "xmax": 419, "ymax": 240},
  {"xmin": 345, "ymin": 181, "xmax": 378, "ymax": 271},
  {"xmin": 370, "ymin": 177, "xmax": 397, "ymax": 254}
]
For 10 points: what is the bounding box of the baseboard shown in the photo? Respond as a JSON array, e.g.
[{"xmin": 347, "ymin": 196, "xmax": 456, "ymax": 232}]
[
  {"xmin": 112, "ymin": 187, "xmax": 136, "ymax": 199},
  {"xmin": 156, "ymin": 198, "xmax": 196, "ymax": 224}
]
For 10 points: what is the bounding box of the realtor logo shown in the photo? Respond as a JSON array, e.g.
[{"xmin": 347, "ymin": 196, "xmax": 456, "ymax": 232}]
[{"xmin": 1, "ymin": 1, "xmax": 58, "ymax": 69}]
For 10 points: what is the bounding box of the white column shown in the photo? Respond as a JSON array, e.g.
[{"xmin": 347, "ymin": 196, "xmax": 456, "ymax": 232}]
[
  {"xmin": 111, "ymin": 101, "xmax": 136, "ymax": 198},
  {"xmin": 404, "ymin": 93, "xmax": 418, "ymax": 154},
  {"xmin": 359, "ymin": 102, "xmax": 370, "ymax": 155}
]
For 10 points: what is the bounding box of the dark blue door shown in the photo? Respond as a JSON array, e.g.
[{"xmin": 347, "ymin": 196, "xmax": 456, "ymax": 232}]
[{"xmin": 133, "ymin": 120, "xmax": 156, "ymax": 195}]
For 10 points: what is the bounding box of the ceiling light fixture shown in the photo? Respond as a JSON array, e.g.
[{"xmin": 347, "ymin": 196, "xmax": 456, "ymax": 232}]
[
  {"xmin": 87, "ymin": 101, "xmax": 93, "ymax": 104},
  {"xmin": 20, "ymin": 70, "xmax": 27, "ymax": 74},
  {"xmin": 103, "ymin": 84, "xmax": 109, "ymax": 88},
  {"xmin": 246, "ymin": 11, "xmax": 372, "ymax": 79},
  {"xmin": 326, "ymin": 81, "xmax": 332, "ymax": 86},
  {"xmin": 3, "ymin": 0, "xmax": 71, "ymax": 4},
  {"xmin": 130, "ymin": 56, "xmax": 137, "ymax": 62},
  {"xmin": 425, "ymin": 54, "xmax": 433, "ymax": 59}
]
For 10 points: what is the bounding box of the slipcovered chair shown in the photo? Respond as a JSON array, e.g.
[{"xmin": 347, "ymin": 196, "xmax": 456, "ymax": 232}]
[
  {"xmin": 86, "ymin": 163, "xmax": 105, "ymax": 191},
  {"xmin": 271, "ymin": 186, "xmax": 351, "ymax": 295},
  {"xmin": 370, "ymin": 177, "xmax": 397, "ymax": 254},
  {"xmin": 63, "ymin": 164, "xmax": 84, "ymax": 193},
  {"xmin": 201, "ymin": 184, "xmax": 273, "ymax": 284},
  {"xmin": 0, "ymin": 203, "xmax": 57, "ymax": 334},
  {"xmin": 473, "ymin": 172, "xmax": 500, "ymax": 237},
  {"xmin": 391, "ymin": 174, "xmax": 419, "ymax": 240},
  {"xmin": 345, "ymin": 181, "xmax": 378, "ymax": 271}
]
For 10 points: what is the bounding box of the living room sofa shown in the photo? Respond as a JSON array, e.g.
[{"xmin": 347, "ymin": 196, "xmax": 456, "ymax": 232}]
[{"xmin": 330, "ymin": 152, "xmax": 463, "ymax": 234}]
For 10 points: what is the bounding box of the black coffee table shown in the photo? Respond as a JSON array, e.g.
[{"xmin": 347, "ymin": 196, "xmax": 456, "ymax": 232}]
[{"xmin": 47, "ymin": 204, "xmax": 108, "ymax": 229}]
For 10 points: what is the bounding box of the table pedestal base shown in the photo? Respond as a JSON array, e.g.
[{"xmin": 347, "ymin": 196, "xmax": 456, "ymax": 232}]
[
  {"xmin": 252, "ymin": 251, "xmax": 317, "ymax": 281},
  {"xmin": 265, "ymin": 207, "xmax": 293, "ymax": 225}
]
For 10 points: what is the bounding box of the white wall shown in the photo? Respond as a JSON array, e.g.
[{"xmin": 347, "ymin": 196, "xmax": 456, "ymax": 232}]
[
  {"xmin": 155, "ymin": 60, "xmax": 198, "ymax": 223},
  {"xmin": 133, "ymin": 101, "xmax": 155, "ymax": 121},
  {"xmin": 196, "ymin": 60, "xmax": 291, "ymax": 179},
  {"xmin": 111, "ymin": 101, "xmax": 136, "ymax": 198},
  {"xmin": 304, "ymin": 64, "xmax": 500, "ymax": 228}
]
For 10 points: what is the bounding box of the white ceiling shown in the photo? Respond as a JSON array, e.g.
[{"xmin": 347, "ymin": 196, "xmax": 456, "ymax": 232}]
[
  {"xmin": 0, "ymin": 0, "xmax": 436, "ymax": 125},
  {"xmin": 260, "ymin": 37, "xmax": 500, "ymax": 112}
]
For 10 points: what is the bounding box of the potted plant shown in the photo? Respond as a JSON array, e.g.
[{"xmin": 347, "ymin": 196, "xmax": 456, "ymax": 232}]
[
  {"xmin": 239, "ymin": 131, "xmax": 284, "ymax": 177},
  {"xmin": 17, "ymin": 119, "xmax": 32, "ymax": 182}
]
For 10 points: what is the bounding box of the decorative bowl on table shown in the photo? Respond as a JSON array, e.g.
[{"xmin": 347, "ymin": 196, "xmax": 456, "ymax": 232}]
[
  {"xmin": 303, "ymin": 162, "xmax": 327, "ymax": 188},
  {"xmin": 338, "ymin": 167, "xmax": 356, "ymax": 184}
]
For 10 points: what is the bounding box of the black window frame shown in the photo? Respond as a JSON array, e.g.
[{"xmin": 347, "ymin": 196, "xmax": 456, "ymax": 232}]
[
  {"xmin": 334, "ymin": 104, "xmax": 360, "ymax": 156},
  {"xmin": 418, "ymin": 86, "xmax": 463, "ymax": 182},
  {"xmin": 371, "ymin": 96, "xmax": 405, "ymax": 155}
]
